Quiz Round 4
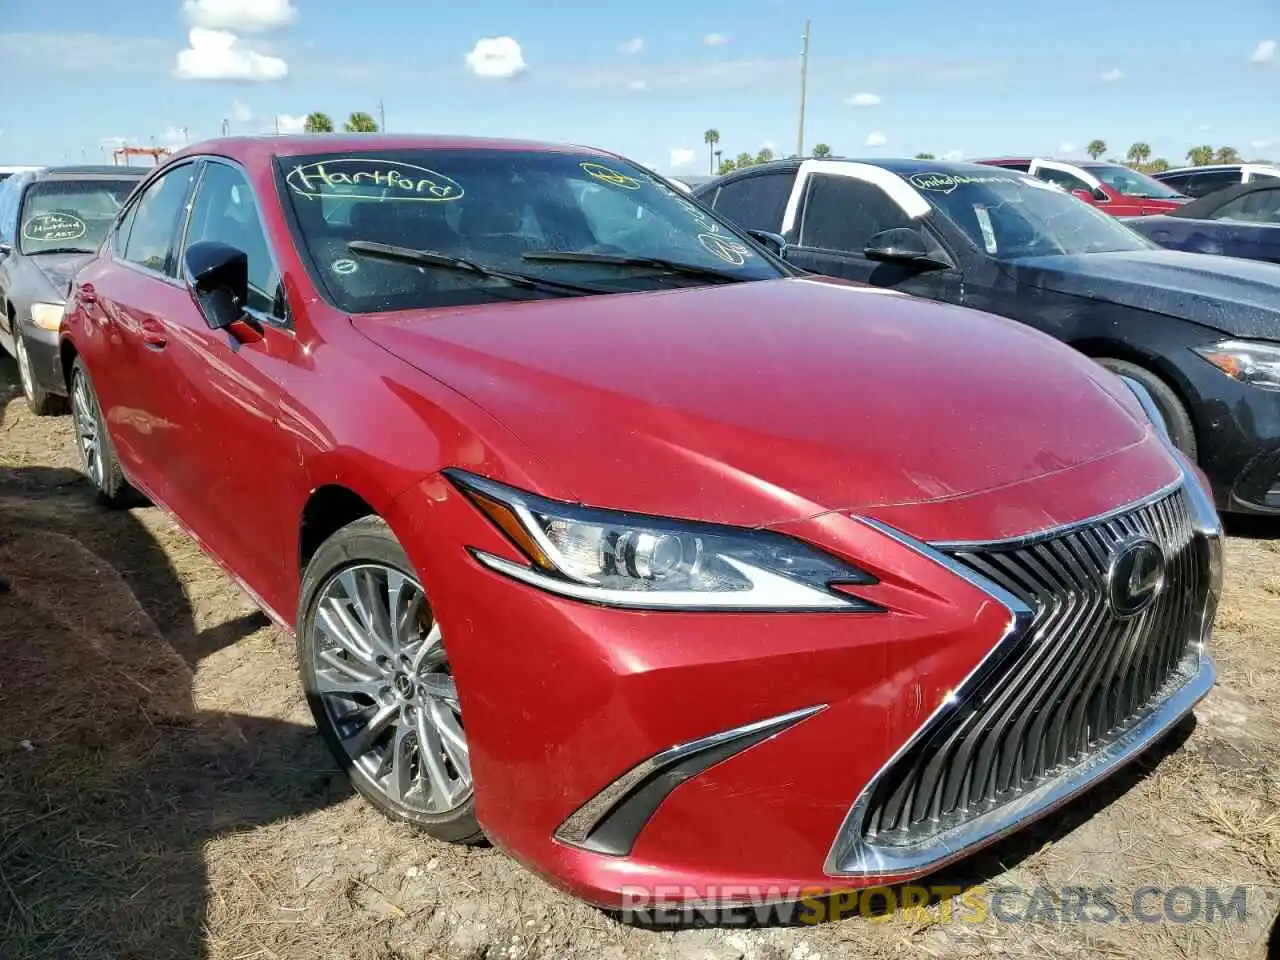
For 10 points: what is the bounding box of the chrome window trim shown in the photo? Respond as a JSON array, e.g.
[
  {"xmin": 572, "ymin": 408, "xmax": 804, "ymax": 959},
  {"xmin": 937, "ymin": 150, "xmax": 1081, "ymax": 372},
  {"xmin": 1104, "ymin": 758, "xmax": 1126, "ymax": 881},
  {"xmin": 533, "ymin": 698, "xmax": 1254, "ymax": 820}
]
[
  {"xmin": 824, "ymin": 455, "xmax": 1221, "ymax": 877},
  {"xmin": 554, "ymin": 705, "xmax": 825, "ymax": 853}
]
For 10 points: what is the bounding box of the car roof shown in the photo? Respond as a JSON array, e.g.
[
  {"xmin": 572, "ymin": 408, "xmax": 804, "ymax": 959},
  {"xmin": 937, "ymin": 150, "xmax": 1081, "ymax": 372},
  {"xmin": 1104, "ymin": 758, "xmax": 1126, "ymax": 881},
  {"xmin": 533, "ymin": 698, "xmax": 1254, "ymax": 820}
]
[
  {"xmin": 166, "ymin": 134, "xmax": 622, "ymax": 168},
  {"xmin": 696, "ymin": 157, "xmax": 1045, "ymax": 192},
  {"xmin": 37, "ymin": 165, "xmax": 148, "ymax": 178},
  {"xmin": 1157, "ymin": 163, "xmax": 1278, "ymax": 176}
]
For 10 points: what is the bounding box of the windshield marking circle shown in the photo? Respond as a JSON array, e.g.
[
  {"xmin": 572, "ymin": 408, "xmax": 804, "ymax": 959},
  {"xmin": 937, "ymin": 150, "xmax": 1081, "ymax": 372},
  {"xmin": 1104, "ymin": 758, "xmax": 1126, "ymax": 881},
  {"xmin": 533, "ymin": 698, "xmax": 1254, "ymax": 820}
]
[
  {"xmin": 698, "ymin": 233, "xmax": 751, "ymax": 265},
  {"xmin": 22, "ymin": 213, "xmax": 88, "ymax": 243},
  {"xmin": 579, "ymin": 162, "xmax": 641, "ymax": 189},
  {"xmin": 286, "ymin": 159, "xmax": 464, "ymax": 202},
  {"xmin": 332, "ymin": 258, "xmax": 359, "ymax": 275}
]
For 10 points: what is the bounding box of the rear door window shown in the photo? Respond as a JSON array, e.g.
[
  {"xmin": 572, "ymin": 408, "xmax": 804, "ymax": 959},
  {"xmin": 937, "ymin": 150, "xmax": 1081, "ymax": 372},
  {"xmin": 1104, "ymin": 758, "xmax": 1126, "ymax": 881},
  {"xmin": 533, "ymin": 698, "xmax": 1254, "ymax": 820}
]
[
  {"xmin": 120, "ymin": 164, "xmax": 198, "ymax": 276},
  {"xmin": 708, "ymin": 171, "xmax": 796, "ymax": 233}
]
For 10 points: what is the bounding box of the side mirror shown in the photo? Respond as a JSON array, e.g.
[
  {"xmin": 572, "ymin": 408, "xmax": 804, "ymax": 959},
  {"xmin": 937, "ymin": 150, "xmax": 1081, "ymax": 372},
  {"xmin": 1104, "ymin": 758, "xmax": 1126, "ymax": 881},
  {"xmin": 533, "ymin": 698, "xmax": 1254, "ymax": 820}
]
[
  {"xmin": 1071, "ymin": 189, "xmax": 1095, "ymax": 204},
  {"xmin": 184, "ymin": 240, "xmax": 261, "ymax": 338},
  {"xmin": 747, "ymin": 229, "xmax": 789, "ymax": 260},
  {"xmin": 863, "ymin": 227, "xmax": 948, "ymax": 268}
]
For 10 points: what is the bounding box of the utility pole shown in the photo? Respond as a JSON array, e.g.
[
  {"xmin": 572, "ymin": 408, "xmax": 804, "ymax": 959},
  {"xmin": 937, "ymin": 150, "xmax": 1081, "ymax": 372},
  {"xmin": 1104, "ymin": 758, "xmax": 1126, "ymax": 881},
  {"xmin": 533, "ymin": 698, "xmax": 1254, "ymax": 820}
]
[
  {"xmin": 378, "ymin": 98, "xmax": 386, "ymax": 132},
  {"xmin": 221, "ymin": 118, "xmax": 230, "ymax": 136},
  {"xmin": 274, "ymin": 115, "xmax": 280, "ymax": 135},
  {"xmin": 796, "ymin": 18, "xmax": 811, "ymax": 159},
  {"xmin": 180, "ymin": 126, "xmax": 189, "ymax": 144}
]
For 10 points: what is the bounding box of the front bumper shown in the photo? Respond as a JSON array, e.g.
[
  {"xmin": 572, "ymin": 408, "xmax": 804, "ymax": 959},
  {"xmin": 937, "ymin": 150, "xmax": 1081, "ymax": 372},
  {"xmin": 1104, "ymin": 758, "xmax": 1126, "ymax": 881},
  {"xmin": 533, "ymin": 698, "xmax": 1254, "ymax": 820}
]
[{"xmin": 385, "ymin": 462, "xmax": 1221, "ymax": 909}]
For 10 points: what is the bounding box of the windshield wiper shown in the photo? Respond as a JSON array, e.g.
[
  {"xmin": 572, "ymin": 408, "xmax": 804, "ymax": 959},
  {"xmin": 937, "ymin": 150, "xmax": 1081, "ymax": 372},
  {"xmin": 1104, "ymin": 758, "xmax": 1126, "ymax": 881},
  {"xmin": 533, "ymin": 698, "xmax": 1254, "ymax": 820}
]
[
  {"xmin": 27, "ymin": 247, "xmax": 94, "ymax": 256},
  {"xmin": 346, "ymin": 241, "xmax": 603, "ymax": 297},
  {"xmin": 522, "ymin": 250, "xmax": 745, "ymax": 284}
]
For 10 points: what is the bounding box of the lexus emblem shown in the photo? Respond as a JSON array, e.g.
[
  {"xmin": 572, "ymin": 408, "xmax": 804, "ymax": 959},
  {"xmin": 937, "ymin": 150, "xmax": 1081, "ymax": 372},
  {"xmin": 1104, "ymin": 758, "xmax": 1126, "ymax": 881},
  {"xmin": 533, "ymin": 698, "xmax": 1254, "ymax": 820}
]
[{"xmin": 1106, "ymin": 537, "xmax": 1166, "ymax": 618}]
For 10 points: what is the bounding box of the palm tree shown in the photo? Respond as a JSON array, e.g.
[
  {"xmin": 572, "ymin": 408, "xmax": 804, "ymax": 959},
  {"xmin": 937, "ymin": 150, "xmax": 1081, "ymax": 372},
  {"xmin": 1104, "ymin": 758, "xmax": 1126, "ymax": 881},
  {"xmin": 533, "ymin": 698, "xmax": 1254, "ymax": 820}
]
[
  {"xmin": 1126, "ymin": 142, "xmax": 1151, "ymax": 167},
  {"xmin": 303, "ymin": 112, "xmax": 334, "ymax": 133},
  {"xmin": 735, "ymin": 151, "xmax": 754, "ymax": 169},
  {"xmin": 1186, "ymin": 145, "xmax": 1215, "ymax": 166},
  {"xmin": 703, "ymin": 129, "xmax": 720, "ymax": 175},
  {"xmin": 1086, "ymin": 139, "xmax": 1107, "ymax": 160},
  {"xmin": 755, "ymin": 147, "xmax": 774, "ymax": 164},
  {"xmin": 1146, "ymin": 158, "xmax": 1170, "ymax": 173},
  {"xmin": 1214, "ymin": 146, "xmax": 1240, "ymax": 164},
  {"xmin": 716, "ymin": 158, "xmax": 737, "ymax": 175},
  {"xmin": 344, "ymin": 111, "xmax": 379, "ymax": 133},
  {"xmin": 812, "ymin": 143, "xmax": 831, "ymax": 158},
  {"xmin": 914, "ymin": 152, "xmax": 935, "ymax": 159}
]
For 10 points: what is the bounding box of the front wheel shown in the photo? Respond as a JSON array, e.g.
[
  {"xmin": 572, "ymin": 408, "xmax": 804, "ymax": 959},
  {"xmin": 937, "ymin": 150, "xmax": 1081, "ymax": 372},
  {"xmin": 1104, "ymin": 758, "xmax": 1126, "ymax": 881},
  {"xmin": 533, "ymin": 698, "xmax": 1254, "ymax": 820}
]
[
  {"xmin": 1096, "ymin": 357, "xmax": 1198, "ymax": 461},
  {"xmin": 297, "ymin": 517, "xmax": 482, "ymax": 844},
  {"xmin": 69, "ymin": 357, "xmax": 134, "ymax": 506},
  {"xmin": 15, "ymin": 330, "xmax": 66, "ymax": 416}
]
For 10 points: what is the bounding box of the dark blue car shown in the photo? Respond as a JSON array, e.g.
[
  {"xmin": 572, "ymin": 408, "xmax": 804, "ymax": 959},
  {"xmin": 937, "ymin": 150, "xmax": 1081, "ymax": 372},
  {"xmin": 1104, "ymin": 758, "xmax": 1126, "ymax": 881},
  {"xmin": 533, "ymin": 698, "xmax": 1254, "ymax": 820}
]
[{"xmin": 1125, "ymin": 179, "xmax": 1280, "ymax": 265}]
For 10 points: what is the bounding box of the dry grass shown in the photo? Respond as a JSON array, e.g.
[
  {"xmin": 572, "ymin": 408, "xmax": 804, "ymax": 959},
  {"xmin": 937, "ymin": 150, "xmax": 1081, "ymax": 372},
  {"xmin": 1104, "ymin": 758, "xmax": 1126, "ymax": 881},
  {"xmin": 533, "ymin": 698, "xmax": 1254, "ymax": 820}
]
[{"xmin": 1, "ymin": 360, "xmax": 1279, "ymax": 960}]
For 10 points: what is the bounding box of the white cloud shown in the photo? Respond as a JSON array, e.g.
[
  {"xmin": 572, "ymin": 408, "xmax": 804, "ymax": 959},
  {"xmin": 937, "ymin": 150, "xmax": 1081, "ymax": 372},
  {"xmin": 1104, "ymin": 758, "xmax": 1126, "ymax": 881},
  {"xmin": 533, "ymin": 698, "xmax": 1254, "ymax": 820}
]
[
  {"xmin": 1101, "ymin": 67, "xmax": 1123, "ymax": 82},
  {"xmin": 846, "ymin": 92, "xmax": 881, "ymax": 107},
  {"xmin": 669, "ymin": 147, "xmax": 697, "ymax": 168},
  {"xmin": 1252, "ymin": 138, "xmax": 1275, "ymax": 149},
  {"xmin": 703, "ymin": 33, "xmax": 729, "ymax": 46},
  {"xmin": 1198, "ymin": 123, "xmax": 1213, "ymax": 131},
  {"xmin": 174, "ymin": 28, "xmax": 287, "ymax": 81},
  {"xmin": 276, "ymin": 114, "xmax": 308, "ymax": 134},
  {"xmin": 1251, "ymin": 40, "xmax": 1276, "ymax": 64},
  {"xmin": 620, "ymin": 37, "xmax": 644, "ymax": 55},
  {"xmin": 942, "ymin": 149, "xmax": 964, "ymax": 161},
  {"xmin": 865, "ymin": 131, "xmax": 887, "ymax": 148},
  {"xmin": 465, "ymin": 36, "xmax": 527, "ymax": 79},
  {"xmin": 182, "ymin": 0, "xmax": 297, "ymax": 33},
  {"xmin": 1058, "ymin": 141, "xmax": 1076, "ymax": 154},
  {"xmin": 231, "ymin": 99, "xmax": 253, "ymax": 123},
  {"xmin": 626, "ymin": 79, "xmax": 647, "ymax": 91},
  {"xmin": 99, "ymin": 136, "xmax": 129, "ymax": 149},
  {"xmin": 159, "ymin": 126, "xmax": 189, "ymax": 147}
]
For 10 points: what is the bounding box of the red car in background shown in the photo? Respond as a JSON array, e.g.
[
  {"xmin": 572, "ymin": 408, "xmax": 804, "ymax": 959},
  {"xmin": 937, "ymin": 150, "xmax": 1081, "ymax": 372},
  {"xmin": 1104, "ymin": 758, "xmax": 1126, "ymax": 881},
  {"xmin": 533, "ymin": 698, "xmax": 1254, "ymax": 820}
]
[
  {"xmin": 59, "ymin": 135, "xmax": 1220, "ymax": 910},
  {"xmin": 978, "ymin": 157, "xmax": 1190, "ymax": 216}
]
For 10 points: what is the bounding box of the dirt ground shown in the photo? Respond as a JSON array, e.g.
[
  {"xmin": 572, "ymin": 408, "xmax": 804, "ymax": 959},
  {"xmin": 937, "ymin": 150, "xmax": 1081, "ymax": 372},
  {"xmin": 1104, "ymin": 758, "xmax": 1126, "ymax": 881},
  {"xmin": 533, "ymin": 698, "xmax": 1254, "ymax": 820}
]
[{"xmin": 1, "ymin": 357, "xmax": 1278, "ymax": 960}]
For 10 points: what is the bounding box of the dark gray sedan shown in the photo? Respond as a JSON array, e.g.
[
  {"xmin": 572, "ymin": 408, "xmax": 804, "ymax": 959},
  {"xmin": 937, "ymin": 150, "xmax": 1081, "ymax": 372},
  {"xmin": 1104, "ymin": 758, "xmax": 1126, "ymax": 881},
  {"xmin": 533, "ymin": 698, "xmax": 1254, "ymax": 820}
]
[
  {"xmin": 1124, "ymin": 179, "xmax": 1280, "ymax": 266},
  {"xmin": 0, "ymin": 166, "xmax": 145, "ymax": 413}
]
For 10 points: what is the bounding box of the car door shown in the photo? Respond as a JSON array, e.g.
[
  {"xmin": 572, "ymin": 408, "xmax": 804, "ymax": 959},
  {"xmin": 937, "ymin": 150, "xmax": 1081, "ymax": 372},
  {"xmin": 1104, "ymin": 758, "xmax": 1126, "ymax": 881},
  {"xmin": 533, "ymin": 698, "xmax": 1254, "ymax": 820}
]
[
  {"xmin": 1203, "ymin": 186, "xmax": 1280, "ymax": 263},
  {"xmin": 80, "ymin": 161, "xmax": 199, "ymax": 497},
  {"xmin": 154, "ymin": 156, "xmax": 301, "ymax": 595},
  {"xmin": 783, "ymin": 171, "xmax": 964, "ymax": 304},
  {"xmin": 0, "ymin": 173, "xmax": 27, "ymax": 351}
]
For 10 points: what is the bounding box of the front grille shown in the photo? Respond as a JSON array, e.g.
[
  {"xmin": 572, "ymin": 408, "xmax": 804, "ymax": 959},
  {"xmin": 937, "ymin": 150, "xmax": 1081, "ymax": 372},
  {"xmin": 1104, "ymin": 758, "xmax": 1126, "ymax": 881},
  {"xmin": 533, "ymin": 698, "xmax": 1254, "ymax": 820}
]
[{"xmin": 861, "ymin": 487, "xmax": 1206, "ymax": 848}]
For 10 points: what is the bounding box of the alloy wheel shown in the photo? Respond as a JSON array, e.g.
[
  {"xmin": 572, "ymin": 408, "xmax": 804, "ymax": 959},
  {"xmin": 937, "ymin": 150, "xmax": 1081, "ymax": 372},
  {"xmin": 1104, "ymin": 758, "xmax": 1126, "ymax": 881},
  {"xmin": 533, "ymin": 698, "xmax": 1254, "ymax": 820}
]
[
  {"xmin": 310, "ymin": 563, "xmax": 471, "ymax": 814},
  {"xmin": 71, "ymin": 370, "xmax": 103, "ymax": 488},
  {"xmin": 15, "ymin": 335, "xmax": 35, "ymax": 404}
]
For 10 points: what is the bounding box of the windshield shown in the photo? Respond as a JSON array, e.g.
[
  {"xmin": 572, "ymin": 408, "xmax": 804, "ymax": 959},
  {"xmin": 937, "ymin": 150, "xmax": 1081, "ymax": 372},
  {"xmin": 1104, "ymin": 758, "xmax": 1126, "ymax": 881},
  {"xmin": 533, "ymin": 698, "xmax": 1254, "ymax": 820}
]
[
  {"xmin": 18, "ymin": 178, "xmax": 138, "ymax": 254},
  {"xmin": 906, "ymin": 170, "xmax": 1156, "ymax": 259},
  {"xmin": 1088, "ymin": 164, "xmax": 1184, "ymax": 199},
  {"xmin": 277, "ymin": 149, "xmax": 786, "ymax": 312}
]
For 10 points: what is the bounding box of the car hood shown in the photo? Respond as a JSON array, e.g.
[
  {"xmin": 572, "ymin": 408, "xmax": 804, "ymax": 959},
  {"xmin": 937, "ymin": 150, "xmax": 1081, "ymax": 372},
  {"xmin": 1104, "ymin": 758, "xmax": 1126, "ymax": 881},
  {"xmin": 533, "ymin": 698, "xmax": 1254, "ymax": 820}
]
[
  {"xmin": 25, "ymin": 251, "xmax": 91, "ymax": 299},
  {"xmin": 353, "ymin": 277, "xmax": 1162, "ymax": 530},
  {"xmin": 1004, "ymin": 249, "xmax": 1280, "ymax": 339}
]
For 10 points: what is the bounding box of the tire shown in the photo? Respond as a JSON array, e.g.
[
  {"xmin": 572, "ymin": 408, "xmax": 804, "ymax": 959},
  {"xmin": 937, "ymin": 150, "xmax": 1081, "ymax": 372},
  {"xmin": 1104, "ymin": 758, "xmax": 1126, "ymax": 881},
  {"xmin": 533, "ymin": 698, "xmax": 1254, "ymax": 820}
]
[
  {"xmin": 1095, "ymin": 358, "xmax": 1198, "ymax": 461},
  {"xmin": 15, "ymin": 330, "xmax": 67, "ymax": 416},
  {"xmin": 69, "ymin": 357, "xmax": 135, "ymax": 506},
  {"xmin": 297, "ymin": 516, "xmax": 483, "ymax": 844}
]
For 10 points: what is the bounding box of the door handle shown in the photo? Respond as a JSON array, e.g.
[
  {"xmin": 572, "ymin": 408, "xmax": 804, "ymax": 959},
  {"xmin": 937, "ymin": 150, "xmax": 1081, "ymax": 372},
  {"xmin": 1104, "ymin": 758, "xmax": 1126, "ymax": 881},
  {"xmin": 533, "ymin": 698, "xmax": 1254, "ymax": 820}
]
[{"xmin": 140, "ymin": 317, "xmax": 168, "ymax": 349}]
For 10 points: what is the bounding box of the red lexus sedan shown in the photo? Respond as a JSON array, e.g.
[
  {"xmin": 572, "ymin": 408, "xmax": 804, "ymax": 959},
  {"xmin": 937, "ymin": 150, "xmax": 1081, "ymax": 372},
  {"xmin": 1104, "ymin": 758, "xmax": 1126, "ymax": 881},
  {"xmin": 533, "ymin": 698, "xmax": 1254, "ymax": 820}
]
[{"xmin": 59, "ymin": 135, "xmax": 1222, "ymax": 908}]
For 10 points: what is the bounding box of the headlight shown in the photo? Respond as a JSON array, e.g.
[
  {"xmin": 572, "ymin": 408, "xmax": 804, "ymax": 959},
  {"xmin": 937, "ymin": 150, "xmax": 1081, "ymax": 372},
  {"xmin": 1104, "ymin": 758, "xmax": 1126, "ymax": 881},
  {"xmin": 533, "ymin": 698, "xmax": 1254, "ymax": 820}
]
[
  {"xmin": 29, "ymin": 302, "xmax": 65, "ymax": 332},
  {"xmin": 447, "ymin": 471, "xmax": 878, "ymax": 611},
  {"xmin": 1192, "ymin": 339, "xmax": 1280, "ymax": 392}
]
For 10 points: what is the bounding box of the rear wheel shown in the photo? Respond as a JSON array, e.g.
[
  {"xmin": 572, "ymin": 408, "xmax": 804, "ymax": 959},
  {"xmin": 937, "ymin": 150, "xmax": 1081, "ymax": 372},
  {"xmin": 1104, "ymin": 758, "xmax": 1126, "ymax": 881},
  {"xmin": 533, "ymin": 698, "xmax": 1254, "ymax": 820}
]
[
  {"xmin": 15, "ymin": 330, "xmax": 65, "ymax": 416},
  {"xmin": 297, "ymin": 517, "xmax": 482, "ymax": 844},
  {"xmin": 1095, "ymin": 358, "xmax": 1198, "ymax": 461}
]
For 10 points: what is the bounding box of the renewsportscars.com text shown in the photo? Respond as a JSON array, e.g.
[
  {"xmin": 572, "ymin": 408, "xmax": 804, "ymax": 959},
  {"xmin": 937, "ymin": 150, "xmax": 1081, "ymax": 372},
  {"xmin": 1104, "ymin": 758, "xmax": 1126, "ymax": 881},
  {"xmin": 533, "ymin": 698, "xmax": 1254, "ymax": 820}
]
[{"xmin": 619, "ymin": 884, "xmax": 1257, "ymax": 927}]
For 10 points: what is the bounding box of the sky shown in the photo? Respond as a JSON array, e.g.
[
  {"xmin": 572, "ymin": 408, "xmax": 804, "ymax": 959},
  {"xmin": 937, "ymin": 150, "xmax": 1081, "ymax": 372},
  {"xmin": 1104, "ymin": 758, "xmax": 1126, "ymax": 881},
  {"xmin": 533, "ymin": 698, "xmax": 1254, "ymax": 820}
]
[{"xmin": 0, "ymin": 0, "xmax": 1276, "ymax": 174}]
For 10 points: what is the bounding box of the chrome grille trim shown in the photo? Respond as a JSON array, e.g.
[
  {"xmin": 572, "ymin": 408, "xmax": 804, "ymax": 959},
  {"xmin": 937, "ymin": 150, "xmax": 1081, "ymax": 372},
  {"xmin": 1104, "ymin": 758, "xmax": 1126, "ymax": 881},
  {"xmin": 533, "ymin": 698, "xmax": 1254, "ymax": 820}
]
[{"xmin": 826, "ymin": 463, "xmax": 1221, "ymax": 877}]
